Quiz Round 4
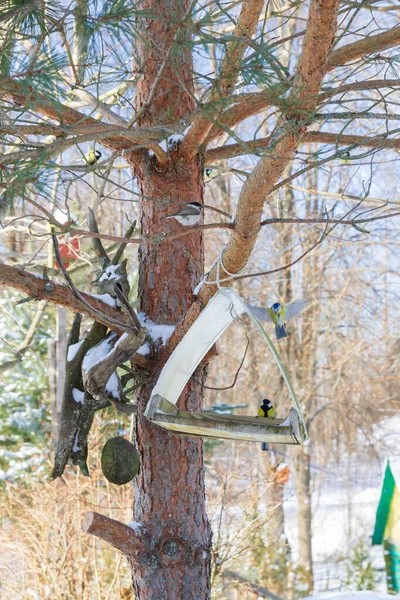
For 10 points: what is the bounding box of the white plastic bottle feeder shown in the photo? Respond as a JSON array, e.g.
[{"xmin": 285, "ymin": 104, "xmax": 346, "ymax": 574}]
[{"xmin": 144, "ymin": 289, "xmax": 308, "ymax": 445}]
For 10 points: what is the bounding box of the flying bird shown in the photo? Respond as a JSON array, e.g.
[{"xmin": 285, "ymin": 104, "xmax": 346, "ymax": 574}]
[
  {"xmin": 257, "ymin": 398, "xmax": 276, "ymax": 452},
  {"xmin": 164, "ymin": 202, "xmax": 203, "ymax": 226},
  {"xmin": 85, "ymin": 150, "xmax": 102, "ymax": 165},
  {"xmin": 248, "ymin": 299, "xmax": 308, "ymax": 340}
]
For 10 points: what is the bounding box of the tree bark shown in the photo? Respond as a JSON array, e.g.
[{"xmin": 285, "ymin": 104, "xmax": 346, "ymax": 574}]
[
  {"xmin": 56, "ymin": 306, "xmax": 67, "ymax": 428},
  {"xmin": 131, "ymin": 1, "xmax": 212, "ymax": 598},
  {"xmin": 293, "ymin": 444, "xmax": 313, "ymax": 592},
  {"xmin": 48, "ymin": 337, "xmax": 58, "ymax": 446}
]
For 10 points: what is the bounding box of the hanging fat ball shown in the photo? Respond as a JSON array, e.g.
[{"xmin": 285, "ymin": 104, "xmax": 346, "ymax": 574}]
[
  {"xmin": 164, "ymin": 202, "xmax": 203, "ymax": 226},
  {"xmin": 248, "ymin": 299, "xmax": 308, "ymax": 340},
  {"xmin": 101, "ymin": 437, "xmax": 140, "ymax": 485},
  {"xmin": 257, "ymin": 399, "xmax": 276, "ymax": 452},
  {"xmin": 85, "ymin": 150, "xmax": 102, "ymax": 165}
]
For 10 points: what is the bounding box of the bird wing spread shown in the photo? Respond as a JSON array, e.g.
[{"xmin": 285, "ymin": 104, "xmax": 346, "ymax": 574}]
[
  {"xmin": 285, "ymin": 299, "xmax": 308, "ymax": 322},
  {"xmin": 247, "ymin": 305, "xmax": 273, "ymax": 323}
]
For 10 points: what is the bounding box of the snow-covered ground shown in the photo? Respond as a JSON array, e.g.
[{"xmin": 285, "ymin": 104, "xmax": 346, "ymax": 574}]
[
  {"xmin": 283, "ymin": 415, "xmax": 400, "ymax": 592},
  {"xmin": 305, "ymin": 592, "xmax": 395, "ymax": 600}
]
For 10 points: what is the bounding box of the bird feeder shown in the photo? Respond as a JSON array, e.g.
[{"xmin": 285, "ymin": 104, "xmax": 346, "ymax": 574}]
[{"xmin": 144, "ymin": 289, "xmax": 308, "ymax": 446}]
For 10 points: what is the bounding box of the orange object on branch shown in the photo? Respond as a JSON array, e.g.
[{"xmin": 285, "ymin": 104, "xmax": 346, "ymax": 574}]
[
  {"xmin": 55, "ymin": 236, "xmax": 81, "ymax": 269},
  {"xmin": 275, "ymin": 465, "xmax": 290, "ymax": 485}
]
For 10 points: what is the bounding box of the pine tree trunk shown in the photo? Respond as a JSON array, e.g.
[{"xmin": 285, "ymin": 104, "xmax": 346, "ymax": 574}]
[{"xmin": 131, "ymin": 1, "xmax": 212, "ymax": 597}]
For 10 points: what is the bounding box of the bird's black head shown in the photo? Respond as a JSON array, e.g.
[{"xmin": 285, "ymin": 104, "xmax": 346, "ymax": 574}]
[
  {"xmin": 271, "ymin": 302, "xmax": 281, "ymax": 313},
  {"xmin": 262, "ymin": 399, "xmax": 273, "ymax": 409},
  {"xmin": 188, "ymin": 202, "xmax": 203, "ymax": 210},
  {"xmin": 95, "ymin": 150, "xmax": 102, "ymax": 159}
]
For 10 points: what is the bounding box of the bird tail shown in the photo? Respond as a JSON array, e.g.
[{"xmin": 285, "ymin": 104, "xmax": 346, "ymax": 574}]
[
  {"xmin": 275, "ymin": 324, "xmax": 288, "ymax": 340},
  {"xmin": 261, "ymin": 442, "xmax": 269, "ymax": 452}
]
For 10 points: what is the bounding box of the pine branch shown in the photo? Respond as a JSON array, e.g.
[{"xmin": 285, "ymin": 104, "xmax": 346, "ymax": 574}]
[
  {"xmin": 328, "ymin": 24, "xmax": 400, "ymax": 67},
  {"xmin": 169, "ymin": 0, "xmax": 342, "ymax": 352},
  {"xmin": 205, "ymin": 130, "xmax": 400, "ymax": 162},
  {"xmin": 73, "ymin": 0, "xmax": 89, "ymax": 84},
  {"xmin": 0, "ymin": 263, "xmax": 132, "ymax": 332},
  {"xmin": 182, "ymin": 0, "xmax": 265, "ymax": 154}
]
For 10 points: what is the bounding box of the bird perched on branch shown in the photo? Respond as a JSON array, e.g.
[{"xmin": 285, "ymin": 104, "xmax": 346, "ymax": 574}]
[
  {"xmin": 85, "ymin": 150, "xmax": 102, "ymax": 165},
  {"xmin": 248, "ymin": 299, "xmax": 308, "ymax": 340},
  {"xmin": 258, "ymin": 398, "xmax": 276, "ymax": 452},
  {"xmin": 164, "ymin": 202, "xmax": 203, "ymax": 226},
  {"xmin": 340, "ymin": 151, "xmax": 351, "ymax": 164}
]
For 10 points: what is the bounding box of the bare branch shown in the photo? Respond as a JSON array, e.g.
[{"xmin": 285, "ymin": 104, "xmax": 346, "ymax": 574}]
[
  {"xmin": 0, "ymin": 77, "xmax": 177, "ymax": 158},
  {"xmin": 82, "ymin": 512, "xmax": 147, "ymax": 557},
  {"xmin": 183, "ymin": 0, "xmax": 266, "ymax": 154},
  {"xmin": 328, "ymin": 25, "xmax": 400, "ymax": 67},
  {"xmin": 222, "ymin": 569, "xmax": 287, "ymax": 600},
  {"xmin": 206, "ymin": 130, "xmax": 400, "ymax": 161}
]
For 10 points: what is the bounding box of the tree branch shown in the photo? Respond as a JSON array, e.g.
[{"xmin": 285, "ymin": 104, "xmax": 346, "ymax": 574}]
[
  {"xmin": 319, "ymin": 77, "xmax": 400, "ymax": 102},
  {"xmin": 82, "ymin": 512, "xmax": 147, "ymax": 558},
  {"xmin": 83, "ymin": 511, "xmax": 206, "ymax": 570},
  {"xmin": 206, "ymin": 129, "xmax": 400, "ymax": 161},
  {"xmin": 0, "ymin": 263, "xmax": 131, "ymax": 332},
  {"xmin": 201, "ymin": 0, "xmax": 340, "ymax": 285},
  {"xmin": 204, "ymin": 71, "xmax": 400, "ymax": 147},
  {"xmin": 0, "ymin": 77, "xmax": 177, "ymax": 157},
  {"xmin": 328, "ymin": 25, "xmax": 400, "ymax": 67},
  {"xmin": 168, "ymin": 0, "xmax": 341, "ymax": 351},
  {"xmin": 222, "ymin": 569, "xmax": 287, "ymax": 600},
  {"xmin": 182, "ymin": 0, "xmax": 265, "ymax": 154}
]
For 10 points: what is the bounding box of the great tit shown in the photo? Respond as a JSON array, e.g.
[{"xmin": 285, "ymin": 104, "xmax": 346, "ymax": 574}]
[
  {"xmin": 340, "ymin": 151, "xmax": 351, "ymax": 164},
  {"xmin": 85, "ymin": 150, "xmax": 102, "ymax": 165},
  {"xmin": 258, "ymin": 398, "xmax": 276, "ymax": 452},
  {"xmin": 248, "ymin": 299, "xmax": 308, "ymax": 340},
  {"xmin": 164, "ymin": 202, "xmax": 203, "ymax": 226}
]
